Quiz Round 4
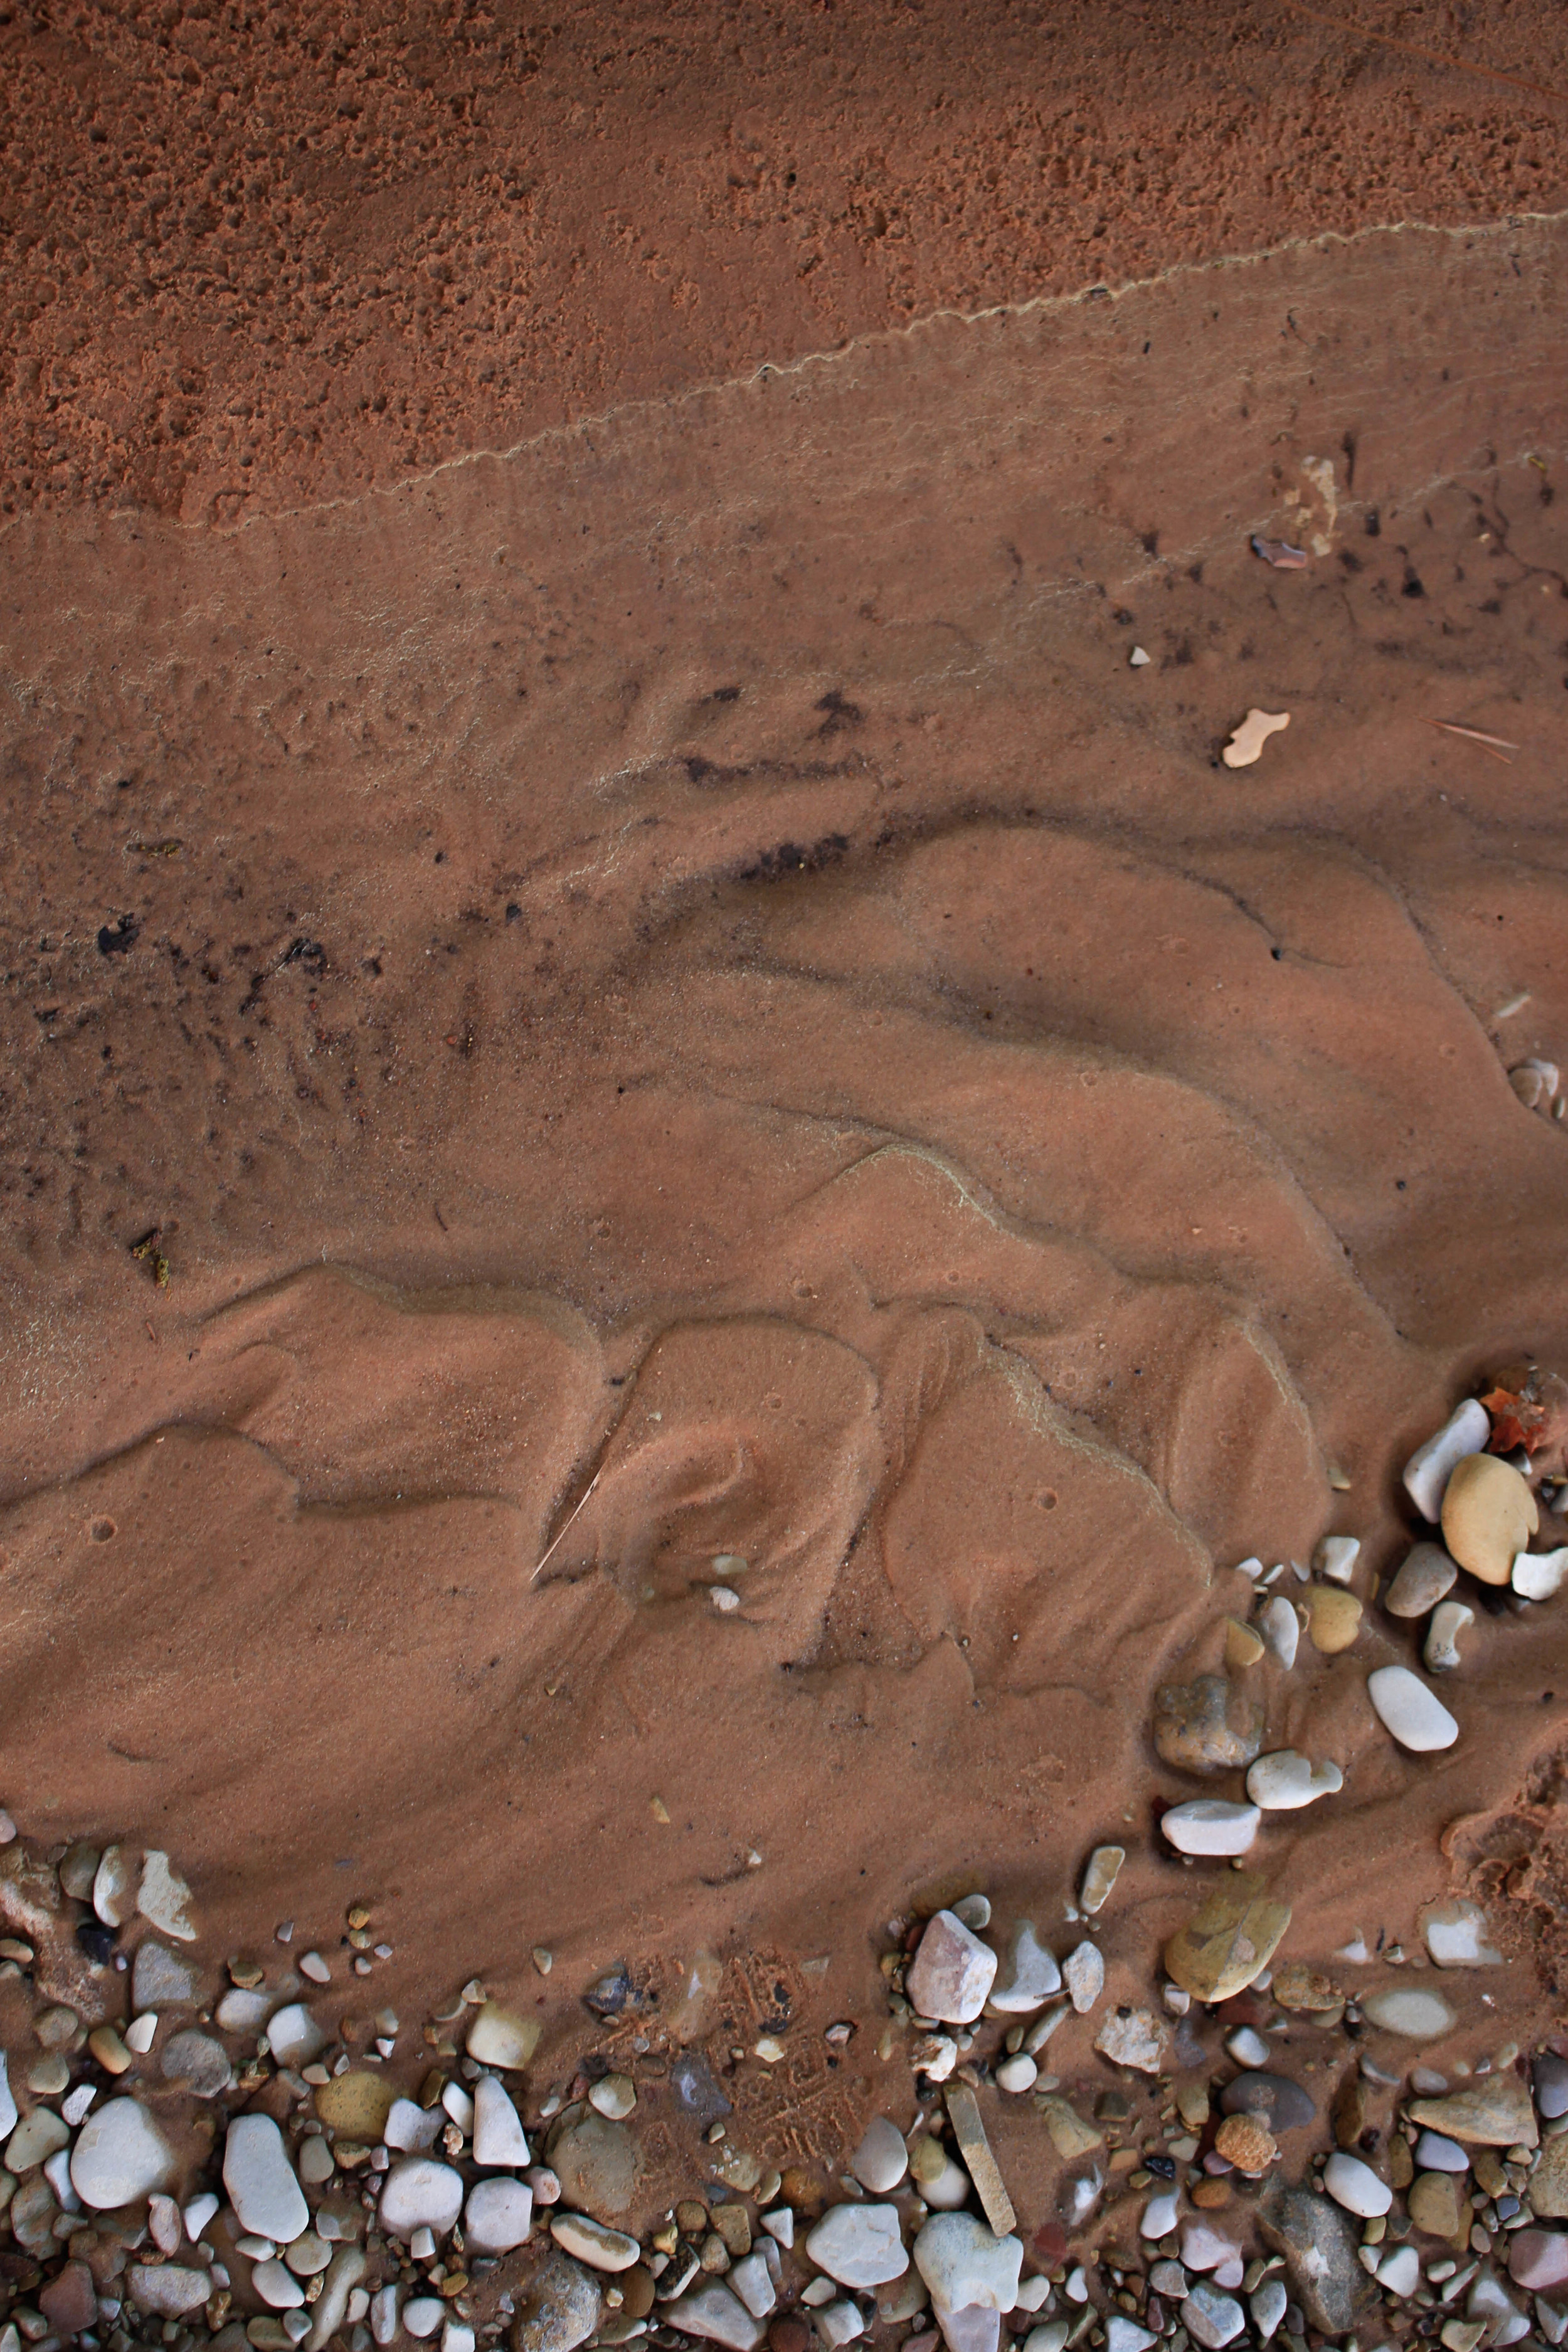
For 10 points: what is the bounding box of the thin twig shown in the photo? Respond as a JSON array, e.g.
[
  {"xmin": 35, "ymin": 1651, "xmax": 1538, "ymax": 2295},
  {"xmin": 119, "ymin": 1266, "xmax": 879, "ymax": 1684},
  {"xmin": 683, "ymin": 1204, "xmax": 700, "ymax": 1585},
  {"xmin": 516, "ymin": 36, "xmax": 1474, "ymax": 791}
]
[
  {"xmin": 1276, "ymin": 0, "xmax": 1568, "ymax": 107},
  {"xmin": 529, "ymin": 1468, "xmax": 602, "ymax": 1584},
  {"xmin": 1424, "ymin": 718, "xmax": 1518, "ymax": 763}
]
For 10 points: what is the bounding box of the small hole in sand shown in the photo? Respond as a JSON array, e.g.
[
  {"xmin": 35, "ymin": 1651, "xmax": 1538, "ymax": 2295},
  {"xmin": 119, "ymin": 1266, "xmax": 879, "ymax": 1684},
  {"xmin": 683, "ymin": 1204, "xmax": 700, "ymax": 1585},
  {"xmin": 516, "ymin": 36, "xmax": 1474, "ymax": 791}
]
[
  {"xmin": 1037, "ymin": 1490, "xmax": 1059, "ymax": 1512},
  {"xmin": 88, "ymin": 1517, "xmax": 117, "ymax": 1543}
]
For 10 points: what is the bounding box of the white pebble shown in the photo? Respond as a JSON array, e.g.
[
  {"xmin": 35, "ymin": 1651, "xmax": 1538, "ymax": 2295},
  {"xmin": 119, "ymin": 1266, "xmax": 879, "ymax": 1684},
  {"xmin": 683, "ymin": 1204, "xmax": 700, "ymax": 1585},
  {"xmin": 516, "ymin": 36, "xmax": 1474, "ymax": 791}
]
[
  {"xmin": 1404, "ymin": 1399, "xmax": 1490, "ymax": 1522},
  {"xmin": 1323, "ymin": 2153, "xmax": 1392, "ymax": 2218},
  {"xmin": 1246, "ymin": 1751, "xmax": 1342, "ymax": 1810},
  {"xmin": 1424, "ymin": 1600, "xmax": 1475, "ymax": 1674},
  {"xmin": 1226, "ymin": 2026, "xmax": 1269, "ymax": 2069},
  {"xmin": 1161, "ymin": 1801, "xmax": 1259, "ymax": 1858},
  {"xmin": 710, "ymin": 1587, "xmax": 741, "ymax": 1612},
  {"xmin": 1315, "ymin": 1535, "xmax": 1360, "ymax": 1584},
  {"xmin": 1514, "ymin": 1547, "xmax": 1568, "ymax": 1600},
  {"xmin": 1064, "ymin": 1941, "xmax": 1104, "ymax": 2013},
  {"xmin": 1141, "ymin": 2193, "xmax": 1180, "ymax": 2240},
  {"xmin": 1130, "ymin": 647, "xmax": 1151, "ymax": 668},
  {"xmin": 1258, "ymin": 1595, "xmax": 1299, "ymax": 1670},
  {"xmin": 995, "ymin": 2054, "xmax": 1037, "ymax": 2094},
  {"xmin": 1367, "ymin": 1664, "xmax": 1458, "ymax": 1752}
]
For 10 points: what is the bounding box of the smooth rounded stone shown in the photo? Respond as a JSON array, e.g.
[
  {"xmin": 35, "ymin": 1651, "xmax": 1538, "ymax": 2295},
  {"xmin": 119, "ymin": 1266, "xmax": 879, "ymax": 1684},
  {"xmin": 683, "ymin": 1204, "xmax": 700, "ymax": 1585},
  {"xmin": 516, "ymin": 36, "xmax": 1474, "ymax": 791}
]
[
  {"xmin": 93, "ymin": 1844, "xmax": 135, "ymax": 1928},
  {"xmin": 995, "ymin": 2053, "xmax": 1037, "ymax": 2093},
  {"xmin": 217, "ymin": 1987, "xmax": 275, "ymax": 2033},
  {"xmin": 1079, "ymin": 1846, "xmax": 1125, "ymax": 1916},
  {"xmin": 1093, "ymin": 2010, "xmax": 1168, "ymax": 2074},
  {"xmin": 1249, "ymin": 2279, "xmax": 1286, "ymax": 2344},
  {"xmin": 162, "ymin": 2028, "xmax": 233, "ymax": 2099},
  {"xmin": 989, "ymin": 1921, "xmax": 1061, "ymax": 2012},
  {"xmin": 588, "ymin": 2074, "xmax": 635, "ymax": 2122},
  {"xmin": 1414, "ymin": 2131, "xmax": 1470, "ymax": 2172},
  {"xmin": 1162, "ymin": 1800, "xmax": 1259, "ymax": 1858},
  {"xmin": 907, "ymin": 1912, "xmax": 999, "ymax": 2026},
  {"xmin": 726, "ymin": 2253, "xmax": 776, "ymax": 2323},
  {"xmin": 40, "ymin": 2259, "xmax": 99, "ymax": 2336},
  {"xmin": 137, "ymin": 1850, "xmax": 197, "ymax": 1940},
  {"xmin": 1221, "ymin": 2072, "xmax": 1316, "ymax": 2132},
  {"xmin": 128, "ymin": 2263, "xmax": 211, "ymax": 2316},
  {"xmin": 1387, "ymin": 1542, "xmax": 1460, "ymax": 1618},
  {"xmin": 255, "ymin": 2260, "xmax": 307, "ymax": 2311},
  {"xmin": 549, "ymin": 2112, "xmax": 639, "ymax": 2217},
  {"xmin": 1425, "ymin": 1599, "xmax": 1475, "ymax": 1674},
  {"xmin": 299, "ymin": 2138, "xmax": 336, "ymax": 2186},
  {"xmin": 511, "ymin": 2251, "xmax": 601, "ymax": 2352},
  {"xmin": 1315, "ymin": 1535, "xmax": 1361, "ymax": 1585},
  {"xmin": 851, "ymin": 2117, "xmax": 909, "ymax": 2194},
  {"xmin": 1323, "ymin": 2153, "xmax": 1391, "ymax": 2218},
  {"xmin": 7, "ymin": 2106, "xmax": 70, "ymax": 2170},
  {"xmin": 1153, "ymin": 1675, "xmax": 1264, "ymax": 1776},
  {"xmin": 951, "ymin": 1894, "xmax": 991, "ymax": 1930},
  {"xmin": 466, "ymin": 2177, "xmax": 534, "ymax": 2253},
  {"xmin": 1407, "ymin": 2167, "xmax": 1465, "ymax": 2237},
  {"xmin": 466, "ymin": 2002, "xmax": 541, "ymax": 2071},
  {"xmin": 70, "ymin": 2095, "xmax": 175, "ymax": 2208},
  {"xmin": 186, "ymin": 2190, "xmax": 221, "ymax": 2240},
  {"xmin": 1024, "ymin": 1998, "xmax": 1071, "ymax": 2055},
  {"xmin": 669, "ymin": 2280, "xmax": 765, "ymax": 2352},
  {"xmin": 442, "ymin": 2080, "xmax": 475, "ymax": 2133},
  {"xmin": 406, "ymin": 2300, "xmax": 446, "ymax": 2339},
  {"xmin": 1360, "ymin": 1985, "xmax": 1456, "ymax": 2038},
  {"xmin": 1444, "ymin": 1452, "xmax": 1538, "ymax": 1584},
  {"xmin": 1259, "ymin": 2186, "xmax": 1376, "ymax": 2336},
  {"xmin": 1406, "ymin": 1400, "xmax": 1492, "ymax": 1522},
  {"xmin": 1421, "ymin": 1899, "xmax": 1504, "ymax": 1968},
  {"xmin": 1511, "ymin": 2232, "xmax": 1568, "ymax": 2291},
  {"xmin": 225, "ymin": 2115, "xmax": 309, "ymax": 2243},
  {"xmin": 1376, "ymin": 2243, "xmax": 1421, "ymax": 2298},
  {"xmin": 1104, "ymin": 2323, "xmax": 1155, "ymax": 2352},
  {"xmin": 1367, "ymin": 1665, "xmax": 1459, "ymax": 1752},
  {"xmin": 1181, "ymin": 2281, "xmax": 1244, "ymax": 2349},
  {"xmin": 1246, "ymin": 1751, "xmax": 1342, "ymax": 1811},
  {"xmin": 381, "ymin": 2158, "xmax": 464, "ymax": 2240},
  {"xmin": 1181, "ymin": 2224, "xmax": 1239, "ymax": 2277},
  {"xmin": 1303, "ymin": 1585, "xmax": 1362, "ymax": 1654},
  {"xmin": 1258, "ymin": 1596, "xmax": 1299, "ymax": 1670},
  {"xmin": 124, "ymin": 2013, "xmax": 157, "ymax": 2053},
  {"xmin": 1536, "ymin": 2055, "xmax": 1568, "ymax": 2120},
  {"xmin": 922, "ymin": 2155, "xmax": 973, "ymax": 2210},
  {"xmin": 913, "ymin": 2213, "xmax": 1022, "ymax": 2312},
  {"xmin": 1515, "ymin": 1546, "xmax": 1568, "ymax": 1600},
  {"xmin": 133, "ymin": 1940, "xmax": 198, "ymax": 2008},
  {"xmin": 550, "ymin": 2213, "xmax": 641, "ymax": 2273},
  {"xmin": 1064, "ymin": 1940, "xmax": 1104, "ymax": 2013},
  {"xmin": 284, "ymin": 2231, "xmax": 331, "ymax": 2277},
  {"xmin": 1163, "ymin": 1879, "xmax": 1291, "ymax": 2003},
  {"xmin": 806, "ymin": 2203, "xmax": 908, "ymax": 2289},
  {"xmin": 385, "ymin": 2098, "xmax": 445, "ymax": 2153},
  {"xmin": 1140, "ymin": 2192, "xmax": 1180, "ymax": 2240},
  {"xmin": 1409, "ymin": 2074, "xmax": 1539, "ymax": 2149},
  {"xmin": 1024, "ymin": 2329, "xmax": 1069, "ymax": 2352},
  {"xmin": 1224, "ymin": 1614, "xmax": 1264, "ymax": 1669},
  {"xmin": 317, "ymin": 2070, "xmax": 396, "ymax": 2143},
  {"xmin": 267, "ymin": 2004, "xmax": 326, "ymax": 2067},
  {"xmin": 473, "ymin": 2074, "xmax": 531, "ymax": 2166}
]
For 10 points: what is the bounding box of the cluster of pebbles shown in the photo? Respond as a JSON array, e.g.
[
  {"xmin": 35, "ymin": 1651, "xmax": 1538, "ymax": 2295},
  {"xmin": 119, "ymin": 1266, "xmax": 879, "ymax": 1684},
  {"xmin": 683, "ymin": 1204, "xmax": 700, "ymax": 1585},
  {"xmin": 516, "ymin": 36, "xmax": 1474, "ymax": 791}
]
[{"xmin": 0, "ymin": 1388, "xmax": 1564, "ymax": 2352}]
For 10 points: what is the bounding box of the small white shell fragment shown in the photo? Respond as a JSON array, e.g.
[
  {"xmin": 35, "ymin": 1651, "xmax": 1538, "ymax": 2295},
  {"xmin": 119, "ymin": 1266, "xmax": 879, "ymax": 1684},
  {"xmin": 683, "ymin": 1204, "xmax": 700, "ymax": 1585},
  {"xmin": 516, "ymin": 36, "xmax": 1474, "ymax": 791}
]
[
  {"xmin": 1258, "ymin": 1595, "xmax": 1299, "ymax": 1670},
  {"xmin": 1367, "ymin": 1665, "xmax": 1458, "ymax": 1752},
  {"xmin": 1315, "ymin": 1535, "xmax": 1360, "ymax": 1585},
  {"xmin": 1245, "ymin": 1750, "xmax": 1343, "ymax": 1811},
  {"xmin": 1130, "ymin": 647, "xmax": 1152, "ymax": 668},
  {"xmin": 1160, "ymin": 1800, "xmax": 1259, "ymax": 1857},
  {"xmin": 1404, "ymin": 1398, "xmax": 1491, "ymax": 1523},
  {"xmin": 1424, "ymin": 1599, "xmax": 1475, "ymax": 1675},
  {"xmin": 1222, "ymin": 709, "xmax": 1290, "ymax": 769},
  {"xmin": 1514, "ymin": 1547, "xmax": 1568, "ymax": 1600}
]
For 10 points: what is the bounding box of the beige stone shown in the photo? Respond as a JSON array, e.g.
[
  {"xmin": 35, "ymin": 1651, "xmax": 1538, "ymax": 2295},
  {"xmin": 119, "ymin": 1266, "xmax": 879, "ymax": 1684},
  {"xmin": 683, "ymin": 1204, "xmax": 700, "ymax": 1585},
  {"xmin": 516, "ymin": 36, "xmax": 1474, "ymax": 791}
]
[
  {"xmin": 1408, "ymin": 2074, "xmax": 1537, "ymax": 2150},
  {"xmin": 1407, "ymin": 2171, "xmax": 1464, "ymax": 2240},
  {"xmin": 1441, "ymin": 1453, "xmax": 1537, "ymax": 1586},
  {"xmin": 1214, "ymin": 2113, "xmax": 1276, "ymax": 2176},
  {"xmin": 315, "ymin": 2071, "xmax": 396, "ymax": 2142},
  {"xmin": 1303, "ymin": 1584, "xmax": 1362, "ymax": 1653},
  {"xmin": 1224, "ymin": 1618, "xmax": 1265, "ymax": 1670},
  {"xmin": 1036, "ymin": 2096, "xmax": 1102, "ymax": 2161},
  {"xmin": 1528, "ymin": 2134, "xmax": 1568, "ymax": 2219},
  {"xmin": 1163, "ymin": 1877, "xmax": 1291, "ymax": 2002}
]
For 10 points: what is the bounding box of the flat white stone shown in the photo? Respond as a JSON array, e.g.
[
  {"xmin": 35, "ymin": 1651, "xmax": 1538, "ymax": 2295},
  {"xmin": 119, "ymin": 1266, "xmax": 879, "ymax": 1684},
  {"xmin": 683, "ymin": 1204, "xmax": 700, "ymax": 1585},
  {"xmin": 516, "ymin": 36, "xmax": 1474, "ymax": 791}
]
[
  {"xmin": 818, "ymin": 2302, "xmax": 866, "ymax": 2350},
  {"xmin": 1064, "ymin": 1940, "xmax": 1104, "ymax": 2014},
  {"xmin": 1315, "ymin": 1535, "xmax": 1360, "ymax": 1584},
  {"xmin": 1414, "ymin": 2131, "xmax": 1469, "ymax": 2171},
  {"xmin": 137, "ymin": 1850, "xmax": 197, "ymax": 1941},
  {"xmin": 1360, "ymin": 1986, "xmax": 1456, "ymax": 2037},
  {"xmin": 380, "ymin": 2158, "xmax": 464, "ymax": 2240},
  {"xmin": 1425, "ymin": 1599, "xmax": 1474, "ymax": 1673},
  {"xmin": 1259, "ymin": 1596, "xmax": 1299, "ymax": 1670},
  {"xmin": 267, "ymin": 2004, "xmax": 326, "ymax": 2067},
  {"xmin": 1515, "ymin": 1547, "xmax": 1568, "ymax": 1601},
  {"xmin": 1323, "ymin": 2153, "xmax": 1392, "ymax": 2217},
  {"xmin": 1250, "ymin": 2280, "xmax": 1286, "ymax": 2343},
  {"xmin": 1421, "ymin": 1899, "xmax": 1504, "ymax": 1968},
  {"xmin": 125, "ymin": 2013, "xmax": 157, "ymax": 2054},
  {"xmin": 1162, "ymin": 1800, "xmax": 1259, "ymax": 1857},
  {"xmin": 465, "ymin": 2003, "xmax": 539, "ymax": 2071},
  {"xmin": 442, "ymin": 2324, "xmax": 475, "ymax": 2352},
  {"xmin": 906, "ymin": 1912, "xmax": 999, "ymax": 2026},
  {"xmin": 914, "ymin": 2213, "xmax": 1022, "ymax": 2312},
  {"xmin": 1246, "ymin": 1750, "xmax": 1342, "ymax": 1810},
  {"xmin": 1105, "ymin": 2322, "xmax": 1156, "ymax": 2352},
  {"xmin": 1182, "ymin": 2283, "xmax": 1244, "ymax": 2349},
  {"xmin": 216, "ymin": 1988, "xmax": 275, "ymax": 2034},
  {"xmin": 1225, "ymin": 2026, "xmax": 1269, "ymax": 2069},
  {"xmin": 225, "ymin": 2115, "xmax": 309, "ymax": 2244},
  {"xmin": 1025, "ymin": 2329, "xmax": 1069, "ymax": 2352},
  {"xmin": 761, "ymin": 2210, "xmax": 794, "ymax": 2249},
  {"xmin": 472, "ymin": 2075, "xmax": 530, "ymax": 2166},
  {"xmin": 806, "ymin": 2203, "xmax": 909, "ymax": 2289},
  {"xmin": 667, "ymin": 2280, "xmax": 764, "ymax": 2351},
  {"xmin": 588, "ymin": 2075, "xmax": 635, "ymax": 2121},
  {"xmin": 255, "ymin": 2259, "xmax": 306, "ymax": 2309},
  {"xmin": 923, "ymin": 2156, "xmax": 972, "ymax": 2210},
  {"xmin": 850, "ymin": 2117, "xmax": 909, "ymax": 2194},
  {"xmin": 728, "ymin": 2254, "xmax": 776, "ymax": 2319},
  {"xmin": 464, "ymin": 2177, "xmax": 533, "ymax": 2253},
  {"xmin": 988, "ymin": 1922, "xmax": 1062, "ymax": 2013},
  {"xmin": 93, "ymin": 1843, "xmax": 135, "ymax": 1928},
  {"xmin": 384, "ymin": 2099, "xmax": 444, "ymax": 2153},
  {"xmin": 1405, "ymin": 1401, "xmax": 1491, "ymax": 1522},
  {"xmin": 995, "ymin": 2054, "xmax": 1038, "ymax": 2093},
  {"xmin": 128, "ymin": 2263, "xmax": 211, "ymax": 2316},
  {"xmin": 1368, "ymin": 1665, "xmax": 1458, "ymax": 1752},
  {"xmin": 185, "ymin": 2191, "xmax": 220, "ymax": 2241},
  {"xmin": 71, "ymin": 2097, "xmax": 175, "ymax": 2209},
  {"xmin": 404, "ymin": 2299, "xmax": 445, "ymax": 2339},
  {"xmin": 1141, "ymin": 2193, "xmax": 1180, "ymax": 2240},
  {"xmin": 1182, "ymin": 2225, "xmax": 1241, "ymax": 2277},
  {"xmin": 549, "ymin": 2213, "xmax": 641, "ymax": 2272},
  {"xmin": 441, "ymin": 2080, "xmax": 475, "ymax": 2133}
]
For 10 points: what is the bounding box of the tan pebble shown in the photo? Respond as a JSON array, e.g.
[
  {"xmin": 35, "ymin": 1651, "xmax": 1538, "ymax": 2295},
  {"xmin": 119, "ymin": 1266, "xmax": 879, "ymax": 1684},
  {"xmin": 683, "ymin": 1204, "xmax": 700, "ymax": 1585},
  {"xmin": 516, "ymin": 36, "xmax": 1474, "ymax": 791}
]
[
  {"xmin": 88, "ymin": 2025, "xmax": 133, "ymax": 2075},
  {"xmin": 1163, "ymin": 1875, "xmax": 1291, "ymax": 2002},
  {"xmin": 1271, "ymin": 1962, "xmax": 1342, "ymax": 2013},
  {"xmin": 1303, "ymin": 1584, "xmax": 1362, "ymax": 1653},
  {"xmin": 1224, "ymin": 1618, "xmax": 1265, "ymax": 1670},
  {"xmin": 1222, "ymin": 709, "xmax": 1291, "ymax": 769},
  {"xmin": 1389, "ymin": 2134, "xmax": 1414, "ymax": 2189},
  {"xmin": 1192, "ymin": 2178, "xmax": 1232, "ymax": 2209},
  {"xmin": 1214, "ymin": 2112, "xmax": 1278, "ymax": 2176},
  {"xmin": 1407, "ymin": 2170, "xmax": 1465, "ymax": 2239},
  {"xmin": 1442, "ymin": 1453, "xmax": 1538, "ymax": 1586}
]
